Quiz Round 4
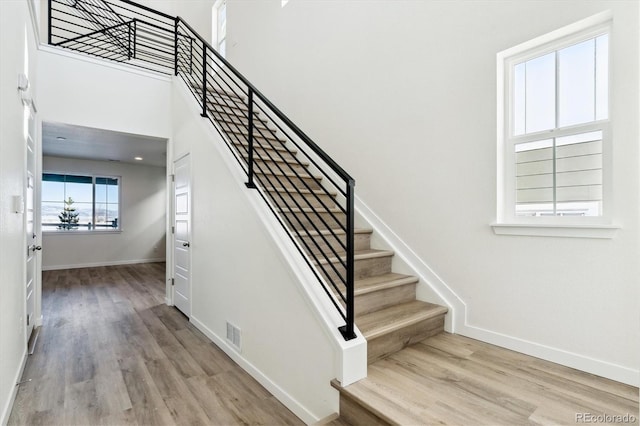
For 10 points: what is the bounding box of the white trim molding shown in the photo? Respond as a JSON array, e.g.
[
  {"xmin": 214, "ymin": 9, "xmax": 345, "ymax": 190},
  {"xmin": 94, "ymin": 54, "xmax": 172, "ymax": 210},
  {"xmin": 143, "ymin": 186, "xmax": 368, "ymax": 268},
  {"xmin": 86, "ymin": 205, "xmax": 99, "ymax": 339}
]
[
  {"xmin": 491, "ymin": 222, "xmax": 620, "ymax": 239},
  {"xmin": 42, "ymin": 258, "xmax": 166, "ymax": 271},
  {"xmin": 1, "ymin": 348, "xmax": 27, "ymax": 426},
  {"xmin": 457, "ymin": 323, "xmax": 639, "ymax": 387}
]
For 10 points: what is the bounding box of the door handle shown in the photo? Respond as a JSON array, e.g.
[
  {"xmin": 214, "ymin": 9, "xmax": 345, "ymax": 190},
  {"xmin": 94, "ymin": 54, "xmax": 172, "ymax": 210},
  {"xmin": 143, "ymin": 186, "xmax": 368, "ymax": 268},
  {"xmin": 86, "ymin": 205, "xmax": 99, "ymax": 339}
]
[
  {"xmin": 183, "ymin": 242, "xmax": 190, "ymax": 247},
  {"xmin": 31, "ymin": 245, "xmax": 42, "ymax": 252}
]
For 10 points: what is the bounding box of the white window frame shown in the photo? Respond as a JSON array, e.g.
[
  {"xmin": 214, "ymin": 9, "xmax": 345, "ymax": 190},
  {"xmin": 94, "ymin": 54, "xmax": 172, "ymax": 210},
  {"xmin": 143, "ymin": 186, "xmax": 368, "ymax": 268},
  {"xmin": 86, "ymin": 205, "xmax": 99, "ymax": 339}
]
[
  {"xmin": 42, "ymin": 172, "xmax": 122, "ymax": 234},
  {"xmin": 493, "ymin": 11, "xmax": 619, "ymax": 239}
]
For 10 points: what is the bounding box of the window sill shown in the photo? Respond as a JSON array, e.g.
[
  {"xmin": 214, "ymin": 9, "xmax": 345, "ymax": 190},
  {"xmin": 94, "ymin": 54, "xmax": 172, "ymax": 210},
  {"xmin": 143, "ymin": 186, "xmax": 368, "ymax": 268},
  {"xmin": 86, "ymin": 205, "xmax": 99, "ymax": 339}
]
[{"xmin": 491, "ymin": 223, "xmax": 619, "ymax": 239}]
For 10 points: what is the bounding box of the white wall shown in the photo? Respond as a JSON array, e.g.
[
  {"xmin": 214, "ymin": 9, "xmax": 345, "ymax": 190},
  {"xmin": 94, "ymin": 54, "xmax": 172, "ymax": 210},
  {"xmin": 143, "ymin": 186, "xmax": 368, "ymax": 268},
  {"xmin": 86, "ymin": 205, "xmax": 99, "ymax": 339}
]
[
  {"xmin": 38, "ymin": 47, "xmax": 171, "ymax": 139},
  {"xmin": 0, "ymin": 0, "xmax": 38, "ymax": 423},
  {"xmin": 226, "ymin": 0, "xmax": 640, "ymax": 385},
  {"xmin": 41, "ymin": 156, "xmax": 166, "ymax": 269},
  {"xmin": 171, "ymin": 81, "xmax": 349, "ymax": 423}
]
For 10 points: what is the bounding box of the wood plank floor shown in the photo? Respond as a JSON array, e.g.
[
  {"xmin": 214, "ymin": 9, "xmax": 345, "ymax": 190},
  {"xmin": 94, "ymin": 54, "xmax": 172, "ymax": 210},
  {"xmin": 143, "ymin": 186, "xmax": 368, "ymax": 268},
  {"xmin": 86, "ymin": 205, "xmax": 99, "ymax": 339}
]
[
  {"xmin": 8, "ymin": 263, "xmax": 303, "ymax": 426},
  {"xmin": 334, "ymin": 332, "xmax": 639, "ymax": 425}
]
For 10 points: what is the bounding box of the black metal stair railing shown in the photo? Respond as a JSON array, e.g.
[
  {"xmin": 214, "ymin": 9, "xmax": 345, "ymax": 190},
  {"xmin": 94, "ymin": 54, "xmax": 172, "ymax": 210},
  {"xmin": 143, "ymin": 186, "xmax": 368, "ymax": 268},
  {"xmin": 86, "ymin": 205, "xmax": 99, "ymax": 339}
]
[
  {"xmin": 47, "ymin": 0, "xmax": 357, "ymax": 341},
  {"xmin": 49, "ymin": 0, "xmax": 175, "ymax": 74}
]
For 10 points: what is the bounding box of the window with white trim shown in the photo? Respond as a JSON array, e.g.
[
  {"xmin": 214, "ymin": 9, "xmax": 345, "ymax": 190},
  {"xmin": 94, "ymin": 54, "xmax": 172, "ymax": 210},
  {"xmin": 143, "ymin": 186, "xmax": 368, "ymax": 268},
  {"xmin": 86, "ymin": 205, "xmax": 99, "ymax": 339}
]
[
  {"xmin": 498, "ymin": 17, "xmax": 611, "ymax": 226},
  {"xmin": 42, "ymin": 173, "xmax": 120, "ymax": 231}
]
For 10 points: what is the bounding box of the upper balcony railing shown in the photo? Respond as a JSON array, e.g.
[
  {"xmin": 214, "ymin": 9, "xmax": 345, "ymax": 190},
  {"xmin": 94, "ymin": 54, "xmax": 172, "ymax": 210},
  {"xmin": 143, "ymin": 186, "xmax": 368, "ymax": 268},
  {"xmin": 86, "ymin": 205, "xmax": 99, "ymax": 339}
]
[{"xmin": 47, "ymin": 0, "xmax": 357, "ymax": 340}]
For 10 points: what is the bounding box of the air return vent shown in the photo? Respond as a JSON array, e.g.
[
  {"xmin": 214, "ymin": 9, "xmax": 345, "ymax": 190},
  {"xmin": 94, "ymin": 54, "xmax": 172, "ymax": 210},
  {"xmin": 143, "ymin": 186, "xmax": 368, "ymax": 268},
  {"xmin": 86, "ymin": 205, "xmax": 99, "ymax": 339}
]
[{"xmin": 226, "ymin": 321, "xmax": 241, "ymax": 351}]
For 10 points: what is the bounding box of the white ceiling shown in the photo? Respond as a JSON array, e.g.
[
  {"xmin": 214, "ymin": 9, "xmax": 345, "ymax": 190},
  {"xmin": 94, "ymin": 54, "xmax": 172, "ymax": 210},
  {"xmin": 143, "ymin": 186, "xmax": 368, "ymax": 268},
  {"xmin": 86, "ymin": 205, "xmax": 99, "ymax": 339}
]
[{"xmin": 42, "ymin": 122, "xmax": 168, "ymax": 168}]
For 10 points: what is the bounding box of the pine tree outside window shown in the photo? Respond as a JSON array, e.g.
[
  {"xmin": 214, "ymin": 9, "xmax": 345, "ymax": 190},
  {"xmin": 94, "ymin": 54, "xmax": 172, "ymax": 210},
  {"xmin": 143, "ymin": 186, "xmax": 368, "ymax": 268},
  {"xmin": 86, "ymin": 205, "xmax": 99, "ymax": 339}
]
[{"xmin": 42, "ymin": 173, "xmax": 120, "ymax": 231}]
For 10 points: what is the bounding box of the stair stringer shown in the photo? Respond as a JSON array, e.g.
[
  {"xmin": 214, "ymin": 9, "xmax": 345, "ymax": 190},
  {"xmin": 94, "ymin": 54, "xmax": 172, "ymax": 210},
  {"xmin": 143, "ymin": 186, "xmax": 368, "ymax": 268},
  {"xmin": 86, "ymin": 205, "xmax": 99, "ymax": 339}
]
[
  {"xmin": 354, "ymin": 196, "xmax": 466, "ymax": 333},
  {"xmin": 172, "ymin": 77, "xmax": 367, "ymax": 421}
]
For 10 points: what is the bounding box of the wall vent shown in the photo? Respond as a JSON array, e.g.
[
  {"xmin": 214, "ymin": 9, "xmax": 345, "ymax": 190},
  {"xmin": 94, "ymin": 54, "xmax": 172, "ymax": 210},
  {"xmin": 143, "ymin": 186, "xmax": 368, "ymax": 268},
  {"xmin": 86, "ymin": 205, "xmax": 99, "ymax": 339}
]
[{"xmin": 226, "ymin": 321, "xmax": 241, "ymax": 351}]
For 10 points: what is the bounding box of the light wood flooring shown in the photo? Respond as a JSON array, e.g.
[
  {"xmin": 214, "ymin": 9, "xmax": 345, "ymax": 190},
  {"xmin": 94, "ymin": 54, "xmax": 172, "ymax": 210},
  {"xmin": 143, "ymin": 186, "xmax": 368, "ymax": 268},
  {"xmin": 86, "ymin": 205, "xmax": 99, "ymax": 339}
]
[
  {"xmin": 332, "ymin": 333, "xmax": 639, "ymax": 425},
  {"xmin": 8, "ymin": 263, "xmax": 303, "ymax": 426}
]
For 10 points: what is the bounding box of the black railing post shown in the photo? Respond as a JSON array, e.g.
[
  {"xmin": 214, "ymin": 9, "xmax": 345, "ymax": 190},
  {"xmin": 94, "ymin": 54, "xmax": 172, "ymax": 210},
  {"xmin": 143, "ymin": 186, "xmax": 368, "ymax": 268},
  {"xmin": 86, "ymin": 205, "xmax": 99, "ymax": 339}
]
[
  {"xmin": 201, "ymin": 40, "xmax": 207, "ymax": 117},
  {"xmin": 339, "ymin": 179, "xmax": 357, "ymax": 340},
  {"xmin": 47, "ymin": 0, "xmax": 52, "ymax": 45},
  {"xmin": 189, "ymin": 37, "xmax": 193, "ymax": 75},
  {"xmin": 132, "ymin": 19, "xmax": 137, "ymax": 59},
  {"xmin": 127, "ymin": 20, "xmax": 132, "ymax": 60},
  {"xmin": 173, "ymin": 17, "xmax": 179, "ymax": 76},
  {"xmin": 245, "ymin": 89, "xmax": 256, "ymax": 189}
]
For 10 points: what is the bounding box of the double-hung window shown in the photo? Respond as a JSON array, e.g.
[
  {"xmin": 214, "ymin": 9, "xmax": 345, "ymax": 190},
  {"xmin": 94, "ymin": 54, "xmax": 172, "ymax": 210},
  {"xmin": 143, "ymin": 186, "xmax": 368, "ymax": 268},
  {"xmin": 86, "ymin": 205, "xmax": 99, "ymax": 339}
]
[
  {"xmin": 42, "ymin": 173, "xmax": 120, "ymax": 231},
  {"xmin": 496, "ymin": 13, "xmax": 615, "ymax": 237}
]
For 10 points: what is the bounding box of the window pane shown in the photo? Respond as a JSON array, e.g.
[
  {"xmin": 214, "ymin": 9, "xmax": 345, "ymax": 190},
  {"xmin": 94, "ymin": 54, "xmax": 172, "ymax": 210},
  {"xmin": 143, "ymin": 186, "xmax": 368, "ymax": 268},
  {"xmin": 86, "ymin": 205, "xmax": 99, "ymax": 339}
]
[
  {"xmin": 42, "ymin": 180, "xmax": 64, "ymax": 202},
  {"xmin": 525, "ymin": 52, "xmax": 555, "ymax": 133},
  {"xmin": 95, "ymin": 182, "xmax": 106, "ymax": 203},
  {"xmin": 558, "ymin": 38, "xmax": 595, "ymax": 127},
  {"xmin": 595, "ymin": 34, "xmax": 609, "ymax": 120},
  {"xmin": 42, "ymin": 202, "xmax": 64, "ymax": 226},
  {"xmin": 513, "ymin": 63, "xmax": 526, "ymax": 135},
  {"xmin": 107, "ymin": 183, "xmax": 118, "ymax": 203},
  {"xmin": 66, "ymin": 182, "xmax": 93, "ymax": 203},
  {"xmin": 72, "ymin": 202, "xmax": 92, "ymax": 226},
  {"xmin": 95, "ymin": 203, "xmax": 119, "ymax": 229}
]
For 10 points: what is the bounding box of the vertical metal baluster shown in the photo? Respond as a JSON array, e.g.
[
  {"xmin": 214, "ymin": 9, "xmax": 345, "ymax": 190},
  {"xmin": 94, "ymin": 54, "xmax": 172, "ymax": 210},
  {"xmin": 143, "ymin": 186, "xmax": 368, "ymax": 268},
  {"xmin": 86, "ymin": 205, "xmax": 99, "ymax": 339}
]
[
  {"xmin": 127, "ymin": 21, "xmax": 132, "ymax": 60},
  {"xmin": 48, "ymin": 0, "xmax": 52, "ymax": 45},
  {"xmin": 201, "ymin": 40, "xmax": 207, "ymax": 117},
  {"xmin": 132, "ymin": 19, "xmax": 137, "ymax": 59},
  {"xmin": 189, "ymin": 37, "xmax": 193, "ymax": 75},
  {"xmin": 246, "ymin": 89, "xmax": 256, "ymax": 189},
  {"xmin": 173, "ymin": 18, "xmax": 179, "ymax": 76}
]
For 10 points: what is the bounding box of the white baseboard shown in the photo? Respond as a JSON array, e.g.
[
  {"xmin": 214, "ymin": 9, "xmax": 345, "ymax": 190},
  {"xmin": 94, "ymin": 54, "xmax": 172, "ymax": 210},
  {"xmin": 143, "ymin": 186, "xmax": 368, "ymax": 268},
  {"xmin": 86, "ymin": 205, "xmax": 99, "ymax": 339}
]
[
  {"xmin": 190, "ymin": 316, "xmax": 321, "ymax": 425},
  {"xmin": 1, "ymin": 348, "xmax": 27, "ymax": 426},
  {"xmin": 459, "ymin": 324, "xmax": 639, "ymax": 387},
  {"xmin": 42, "ymin": 258, "xmax": 166, "ymax": 271}
]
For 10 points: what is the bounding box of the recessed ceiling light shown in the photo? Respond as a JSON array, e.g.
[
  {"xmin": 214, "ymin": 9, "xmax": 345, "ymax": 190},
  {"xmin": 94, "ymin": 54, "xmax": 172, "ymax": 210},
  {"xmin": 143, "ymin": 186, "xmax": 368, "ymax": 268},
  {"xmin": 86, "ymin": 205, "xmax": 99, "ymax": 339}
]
[
  {"xmin": 56, "ymin": 136, "xmax": 66, "ymax": 140},
  {"xmin": 134, "ymin": 157, "xmax": 143, "ymax": 161}
]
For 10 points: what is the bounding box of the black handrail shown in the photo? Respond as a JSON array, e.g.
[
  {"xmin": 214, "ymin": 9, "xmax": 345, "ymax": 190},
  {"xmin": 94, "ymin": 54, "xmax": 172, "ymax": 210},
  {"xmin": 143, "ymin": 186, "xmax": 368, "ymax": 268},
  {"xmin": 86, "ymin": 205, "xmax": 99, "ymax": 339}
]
[
  {"xmin": 47, "ymin": 0, "xmax": 357, "ymax": 341},
  {"xmin": 176, "ymin": 17, "xmax": 354, "ymax": 184}
]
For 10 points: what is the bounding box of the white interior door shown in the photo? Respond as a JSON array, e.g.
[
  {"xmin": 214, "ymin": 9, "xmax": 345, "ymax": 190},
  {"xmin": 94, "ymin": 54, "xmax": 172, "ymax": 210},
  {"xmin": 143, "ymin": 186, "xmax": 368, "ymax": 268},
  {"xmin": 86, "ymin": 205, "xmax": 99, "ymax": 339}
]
[
  {"xmin": 25, "ymin": 106, "xmax": 39, "ymax": 341},
  {"xmin": 173, "ymin": 154, "xmax": 191, "ymax": 316}
]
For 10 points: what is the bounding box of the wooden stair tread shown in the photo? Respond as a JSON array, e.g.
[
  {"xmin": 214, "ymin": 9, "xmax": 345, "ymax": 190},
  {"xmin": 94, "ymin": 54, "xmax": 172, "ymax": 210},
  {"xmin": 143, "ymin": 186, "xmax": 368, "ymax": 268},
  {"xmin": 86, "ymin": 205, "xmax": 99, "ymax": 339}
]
[
  {"xmin": 252, "ymin": 155, "xmax": 309, "ymax": 167},
  {"xmin": 277, "ymin": 206, "xmax": 342, "ymax": 214},
  {"xmin": 316, "ymin": 249, "xmax": 394, "ymax": 266},
  {"xmin": 355, "ymin": 273, "xmax": 419, "ymax": 295},
  {"xmin": 330, "ymin": 378, "xmax": 418, "ymax": 425},
  {"xmin": 226, "ymin": 127, "xmax": 284, "ymax": 141},
  {"xmin": 231, "ymin": 139, "xmax": 294, "ymax": 153},
  {"xmin": 302, "ymin": 227, "xmax": 372, "ymax": 237},
  {"xmin": 214, "ymin": 115, "xmax": 270, "ymax": 127},
  {"xmin": 357, "ymin": 300, "xmax": 447, "ymax": 340},
  {"xmin": 256, "ymin": 169, "xmax": 322, "ymax": 180},
  {"xmin": 265, "ymin": 187, "xmax": 337, "ymax": 197}
]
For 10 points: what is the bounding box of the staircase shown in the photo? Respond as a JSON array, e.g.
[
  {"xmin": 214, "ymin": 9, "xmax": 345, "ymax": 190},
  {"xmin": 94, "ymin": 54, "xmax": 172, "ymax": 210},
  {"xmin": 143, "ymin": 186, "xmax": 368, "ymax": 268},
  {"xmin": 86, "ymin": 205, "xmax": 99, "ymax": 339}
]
[
  {"xmin": 47, "ymin": 1, "xmax": 449, "ymax": 422},
  {"xmin": 200, "ymin": 87, "xmax": 449, "ymax": 420}
]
